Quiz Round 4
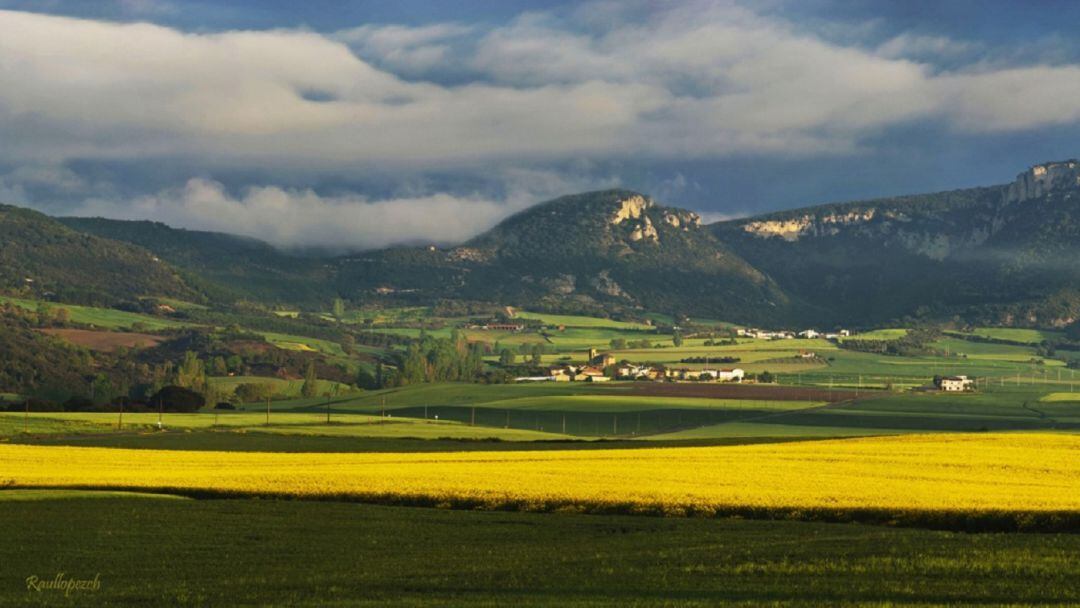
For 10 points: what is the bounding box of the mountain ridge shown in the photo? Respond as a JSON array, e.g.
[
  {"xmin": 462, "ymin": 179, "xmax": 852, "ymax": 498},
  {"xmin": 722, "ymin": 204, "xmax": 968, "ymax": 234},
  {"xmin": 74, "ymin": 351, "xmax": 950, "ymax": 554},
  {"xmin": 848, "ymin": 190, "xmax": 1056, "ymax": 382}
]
[{"xmin": 9, "ymin": 159, "xmax": 1080, "ymax": 328}]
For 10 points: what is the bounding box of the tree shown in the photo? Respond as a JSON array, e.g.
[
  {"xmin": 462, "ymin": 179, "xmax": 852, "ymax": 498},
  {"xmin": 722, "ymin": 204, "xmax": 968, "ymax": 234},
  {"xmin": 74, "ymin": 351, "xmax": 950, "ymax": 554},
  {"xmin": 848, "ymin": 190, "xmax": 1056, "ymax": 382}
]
[
  {"xmin": 89, "ymin": 373, "xmax": 116, "ymax": 405},
  {"xmin": 226, "ymin": 355, "xmax": 244, "ymax": 374},
  {"xmin": 236, "ymin": 382, "xmax": 273, "ymax": 403},
  {"xmin": 530, "ymin": 344, "xmax": 543, "ymax": 366},
  {"xmin": 610, "ymin": 338, "xmax": 627, "ymax": 350},
  {"xmin": 174, "ymin": 351, "xmax": 206, "ymax": 393},
  {"xmin": 301, "ymin": 362, "xmax": 319, "ymax": 398},
  {"xmin": 150, "ymin": 386, "xmax": 205, "ymax": 413},
  {"xmin": 209, "ymin": 356, "xmax": 228, "ymax": 376},
  {"xmin": 375, "ymin": 361, "xmax": 386, "ymax": 388},
  {"xmin": 499, "ymin": 349, "xmax": 516, "ymax": 366},
  {"xmin": 400, "ymin": 344, "xmax": 428, "ymax": 385},
  {"xmin": 340, "ymin": 333, "xmax": 356, "ymax": 355},
  {"xmin": 1067, "ymin": 320, "xmax": 1080, "ymax": 342},
  {"xmin": 53, "ymin": 307, "xmax": 70, "ymax": 326},
  {"xmin": 673, "ymin": 332, "xmax": 684, "ymax": 347},
  {"xmin": 332, "ymin": 298, "xmax": 346, "ymax": 320}
]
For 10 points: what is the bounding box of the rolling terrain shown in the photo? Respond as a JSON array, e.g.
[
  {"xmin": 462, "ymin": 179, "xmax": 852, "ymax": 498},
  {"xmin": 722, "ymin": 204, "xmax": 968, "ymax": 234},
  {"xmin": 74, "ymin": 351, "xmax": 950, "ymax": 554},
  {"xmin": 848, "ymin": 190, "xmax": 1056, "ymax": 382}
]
[{"xmin": 6, "ymin": 160, "xmax": 1075, "ymax": 330}]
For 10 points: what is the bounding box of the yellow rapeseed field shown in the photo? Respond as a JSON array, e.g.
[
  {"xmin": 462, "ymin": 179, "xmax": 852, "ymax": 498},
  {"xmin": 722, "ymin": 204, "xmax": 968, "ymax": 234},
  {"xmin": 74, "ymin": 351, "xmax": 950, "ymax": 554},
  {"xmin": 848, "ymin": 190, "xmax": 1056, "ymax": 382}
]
[{"xmin": 3, "ymin": 433, "xmax": 1080, "ymax": 525}]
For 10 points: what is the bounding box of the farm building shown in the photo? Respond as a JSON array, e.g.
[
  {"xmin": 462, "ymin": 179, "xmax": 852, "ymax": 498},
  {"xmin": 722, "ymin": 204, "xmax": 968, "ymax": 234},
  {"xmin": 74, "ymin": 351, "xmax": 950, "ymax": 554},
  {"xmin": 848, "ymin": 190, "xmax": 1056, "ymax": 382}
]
[
  {"xmin": 717, "ymin": 368, "xmax": 745, "ymax": 382},
  {"xmin": 587, "ymin": 349, "xmax": 616, "ymax": 368},
  {"xmin": 935, "ymin": 375, "xmax": 974, "ymax": 392}
]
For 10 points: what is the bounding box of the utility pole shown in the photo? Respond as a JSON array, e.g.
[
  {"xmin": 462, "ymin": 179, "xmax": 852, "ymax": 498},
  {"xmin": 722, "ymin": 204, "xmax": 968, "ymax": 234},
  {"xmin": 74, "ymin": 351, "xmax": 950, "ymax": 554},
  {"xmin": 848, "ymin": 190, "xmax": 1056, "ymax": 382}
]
[
  {"xmin": 24, "ymin": 399, "xmax": 29, "ymax": 434},
  {"xmin": 158, "ymin": 397, "xmax": 164, "ymax": 430},
  {"xmin": 613, "ymin": 414, "xmax": 618, "ymax": 436},
  {"xmin": 381, "ymin": 397, "xmax": 386, "ymax": 423},
  {"xmin": 118, "ymin": 399, "xmax": 124, "ymax": 431},
  {"xmin": 326, "ymin": 394, "xmax": 331, "ymax": 424},
  {"xmin": 561, "ymin": 414, "xmax": 566, "ymax": 435},
  {"xmin": 265, "ymin": 395, "xmax": 270, "ymax": 426},
  {"xmin": 470, "ymin": 407, "xmax": 476, "ymax": 426}
]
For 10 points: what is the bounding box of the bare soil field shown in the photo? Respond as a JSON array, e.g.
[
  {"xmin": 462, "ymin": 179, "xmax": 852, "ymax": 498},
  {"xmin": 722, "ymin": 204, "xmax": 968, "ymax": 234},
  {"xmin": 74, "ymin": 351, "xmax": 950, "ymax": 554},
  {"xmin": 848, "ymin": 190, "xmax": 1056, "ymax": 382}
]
[
  {"xmin": 39, "ymin": 328, "xmax": 164, "ymax": 352},
  {"xmin": 622, "ymin": 382, "xmax": 861, "ymax": 403}
]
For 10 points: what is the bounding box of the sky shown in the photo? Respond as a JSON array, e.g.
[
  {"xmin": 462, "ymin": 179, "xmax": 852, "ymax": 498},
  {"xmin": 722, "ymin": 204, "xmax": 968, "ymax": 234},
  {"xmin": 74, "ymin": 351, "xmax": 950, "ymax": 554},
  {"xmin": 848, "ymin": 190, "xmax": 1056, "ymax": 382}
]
[{"xmin": 3, "ymin": 0, "xmax": 1080, "ymax": 250}]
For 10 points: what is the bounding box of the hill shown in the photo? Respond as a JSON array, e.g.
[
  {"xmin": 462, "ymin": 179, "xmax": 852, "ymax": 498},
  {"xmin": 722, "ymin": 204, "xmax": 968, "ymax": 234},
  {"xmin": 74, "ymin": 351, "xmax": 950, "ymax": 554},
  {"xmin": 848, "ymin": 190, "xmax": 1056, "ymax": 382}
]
[
  {"xmin": 336, "ymin": 190, "xmax": 792, "ymax": 323},
  {"xmin": 713, "ymin": 160, "xmax": 1080, "ymax": 327},
  {"xmin": 57, "ymin": 217, "xmax": 336, "ymax": 305},
  {"xmin": 0, "ymin": 205, "xmax": 196, "ymax": 306},
  {"xmin": 16, "ymin": 160, "xmax": 1080, "ymax": 328}
]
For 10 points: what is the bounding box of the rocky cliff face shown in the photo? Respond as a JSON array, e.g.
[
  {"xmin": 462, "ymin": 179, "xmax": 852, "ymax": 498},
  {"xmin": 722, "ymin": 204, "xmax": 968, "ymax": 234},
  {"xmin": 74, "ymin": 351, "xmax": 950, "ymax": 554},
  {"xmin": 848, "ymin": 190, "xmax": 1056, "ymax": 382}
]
[{"xmin": 1007, "ymin": 160, "xmax": 1080, "ymax": 203}]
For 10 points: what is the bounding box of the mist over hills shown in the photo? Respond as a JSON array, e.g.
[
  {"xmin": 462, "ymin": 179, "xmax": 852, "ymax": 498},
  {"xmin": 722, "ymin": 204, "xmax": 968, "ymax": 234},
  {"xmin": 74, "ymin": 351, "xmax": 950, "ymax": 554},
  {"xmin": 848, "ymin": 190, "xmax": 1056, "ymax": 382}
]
[{"xmin": 5, "ymin": 160, "xmax": 1080, "ymax": 328}]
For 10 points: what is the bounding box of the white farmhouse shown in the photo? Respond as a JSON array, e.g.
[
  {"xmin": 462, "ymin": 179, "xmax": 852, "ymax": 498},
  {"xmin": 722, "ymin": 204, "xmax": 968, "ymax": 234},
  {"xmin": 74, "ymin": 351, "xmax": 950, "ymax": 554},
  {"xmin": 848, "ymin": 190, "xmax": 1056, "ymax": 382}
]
[
  {"xmin": 935, "ymin": 375, "xmax": 974, "ymax": 392},
  {"xmin": 717, "ymin": 368, "xmax": 745, "ymax": 383}
]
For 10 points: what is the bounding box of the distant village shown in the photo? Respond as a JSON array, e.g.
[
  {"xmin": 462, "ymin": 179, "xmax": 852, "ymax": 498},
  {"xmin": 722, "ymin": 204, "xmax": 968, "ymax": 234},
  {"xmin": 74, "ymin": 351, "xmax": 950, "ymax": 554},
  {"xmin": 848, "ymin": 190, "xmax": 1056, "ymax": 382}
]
[
  {"xmin": 520, "ymin": 349, "xmax": 748, "ymax": 384},
  {"xmin": 460, "ymin": 319, "xmax": 976, "ymax": 392}
]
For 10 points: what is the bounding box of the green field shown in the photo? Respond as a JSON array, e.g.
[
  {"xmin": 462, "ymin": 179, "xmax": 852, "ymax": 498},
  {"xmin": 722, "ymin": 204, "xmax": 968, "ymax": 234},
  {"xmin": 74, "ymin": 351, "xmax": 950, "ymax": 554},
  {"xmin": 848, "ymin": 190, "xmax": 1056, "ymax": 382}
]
[
  {"xmin": 0, "ymin": 411, "xmax": 576, "ymax": 442},
  {"xmin": 2, "ymin": 492, "xmax": 1078, "ymax": 606},
  {"xmin": 955, "ymin": 327, "xmax": 1064, "ymax": 344},
  {"xmin": 208, "ymin": 375, "xmax": 355, "ymax": 399},
  {"xmin": 0, "ymin": 295, "xmax": 190, "ymax": 330},
  {"xmin": 513, "ymin": 310, "xmax": 654, "ymax": 330}
]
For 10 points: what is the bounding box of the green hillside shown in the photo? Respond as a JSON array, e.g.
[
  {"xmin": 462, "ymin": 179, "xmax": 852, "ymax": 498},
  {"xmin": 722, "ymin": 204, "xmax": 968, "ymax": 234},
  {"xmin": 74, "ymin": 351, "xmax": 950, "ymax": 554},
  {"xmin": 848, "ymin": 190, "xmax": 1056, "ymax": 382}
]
[
  {"xmin": 58, "ymin": 217, "xmax": 335, "ymax": 305},
  {"xmin": 713, "ymin": 160, "xmax": 1080, "ymax": 327},
  {"xmin": 0, "ymin": 205, "xmax": 196, "ymax": 306},
  {"xmin": 338, "ymin": 190, "xmax": 792, "ymax": 324}
]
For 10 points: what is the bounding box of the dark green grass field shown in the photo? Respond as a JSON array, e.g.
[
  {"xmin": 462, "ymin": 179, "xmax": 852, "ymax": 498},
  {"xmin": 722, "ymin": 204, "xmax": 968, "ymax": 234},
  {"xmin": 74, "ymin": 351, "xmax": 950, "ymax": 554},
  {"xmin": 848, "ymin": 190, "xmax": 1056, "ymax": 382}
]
[{"xmin": 3, "ymin": 491, "xmax": 1079, "ymax": 607}]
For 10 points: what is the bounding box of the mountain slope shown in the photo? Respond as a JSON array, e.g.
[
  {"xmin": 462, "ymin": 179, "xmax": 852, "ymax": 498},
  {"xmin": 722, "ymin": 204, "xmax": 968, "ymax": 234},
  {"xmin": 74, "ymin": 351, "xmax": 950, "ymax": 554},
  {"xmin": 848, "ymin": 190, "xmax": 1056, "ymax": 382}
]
[
  {"xmin": 339, "ymin": 190, "xmax": 791, "ymax": 323},
  {"xmin": 713, "ymin": 160, "xmax": 1080, "ymax": 326},
  {"xmin": 58, "ymin": 217, "xmax": 336, "ymax": 305},
  {"xmin": 0, "ymin": 205, "xmax": 197, "ymax": 305}
]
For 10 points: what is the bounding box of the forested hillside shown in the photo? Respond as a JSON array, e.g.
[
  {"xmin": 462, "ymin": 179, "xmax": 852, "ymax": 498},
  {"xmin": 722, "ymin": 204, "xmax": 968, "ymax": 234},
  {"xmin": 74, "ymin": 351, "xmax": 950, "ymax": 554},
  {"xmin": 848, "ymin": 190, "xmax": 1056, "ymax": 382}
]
[
  {"xmin": 714, "ymin": 160, "xmax": 1080, "ymax": 327},
  {"xmin": 336, "ymin": 190, "xmax": 792, "ymax": 323},
  {"xmin": 59, "ymin": 217, "xmax": 336, "ymax": 305},
  {"xmin": 0, "ymin": 205, "xmax": 197, "ymax": 306}
]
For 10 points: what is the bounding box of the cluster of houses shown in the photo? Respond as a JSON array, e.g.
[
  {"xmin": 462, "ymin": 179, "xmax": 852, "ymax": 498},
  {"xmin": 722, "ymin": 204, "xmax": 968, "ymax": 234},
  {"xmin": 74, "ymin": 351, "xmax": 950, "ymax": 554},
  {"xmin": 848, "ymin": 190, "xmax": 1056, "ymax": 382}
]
[
  {"xmin": 464, "ymin": 322, "xmax": 527, "ymax": 332},
  {"xmin": 520, "ymin": 349, "xmax": 745, "ymax": 384},
  {"xmin": 738, "ymin": 328, "xmax": 850, "ymax": 341}
]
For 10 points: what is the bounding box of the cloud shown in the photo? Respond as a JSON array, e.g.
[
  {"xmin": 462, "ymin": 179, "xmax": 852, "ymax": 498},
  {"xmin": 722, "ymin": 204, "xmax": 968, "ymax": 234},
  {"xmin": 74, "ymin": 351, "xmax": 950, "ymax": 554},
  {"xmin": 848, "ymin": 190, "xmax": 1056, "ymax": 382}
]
[
  {"xmin": 68, "ymin": 168, "xmax": 621, "ymax": 251},
  {"xmin": 3, "ymin": 4, "xmax": 1080, "ymax": 247},
  {"xmin": 5, "ymin": 4, "xmax": 1080, "ymax": 171},
  {"xmin": 697, "ymin": 211, "xmax": 748, "ymax": 224},
  {"xmin": 876, "ymin": 33, "xmax": 978, "ymax": 62}
]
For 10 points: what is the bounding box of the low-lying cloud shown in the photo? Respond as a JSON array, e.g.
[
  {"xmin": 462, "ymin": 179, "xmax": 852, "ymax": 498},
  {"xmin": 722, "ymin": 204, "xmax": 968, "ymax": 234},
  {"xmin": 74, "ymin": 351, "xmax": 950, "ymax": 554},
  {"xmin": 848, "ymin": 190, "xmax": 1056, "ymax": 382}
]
[{"xmin": 70, "ymin": 168, "xmax": 621, "ymax": 251}]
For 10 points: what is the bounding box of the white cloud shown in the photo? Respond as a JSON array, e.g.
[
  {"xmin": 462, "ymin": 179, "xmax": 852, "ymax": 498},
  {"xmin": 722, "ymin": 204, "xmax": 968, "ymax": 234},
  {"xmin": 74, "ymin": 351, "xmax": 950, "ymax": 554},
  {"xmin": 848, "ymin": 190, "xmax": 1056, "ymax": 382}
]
[
  {"xmin": 877, "ymin": 33, "xmax": 978, "ymax": 62},
  {"xmin": 3, "ymin": 4, "xmax": 1080, "ymax": 247},
  {"xmin": 5, "ymin": 4, "xmax": 1080, "ymax": 172},
  {"xmin": 697, "ymin": 210, "xmax": 747, "ymax": 224},
  {"xmin": 68, "ymin": 168, "xmax": 620, "ymax": 250}
]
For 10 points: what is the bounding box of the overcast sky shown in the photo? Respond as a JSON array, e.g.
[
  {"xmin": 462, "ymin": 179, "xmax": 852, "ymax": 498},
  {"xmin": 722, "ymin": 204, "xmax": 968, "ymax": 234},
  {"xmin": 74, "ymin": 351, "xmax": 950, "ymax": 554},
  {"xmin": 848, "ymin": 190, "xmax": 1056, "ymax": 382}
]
[{"xmin": 3, "ymin": 0, "xmax": 1080, "ymax": 250}]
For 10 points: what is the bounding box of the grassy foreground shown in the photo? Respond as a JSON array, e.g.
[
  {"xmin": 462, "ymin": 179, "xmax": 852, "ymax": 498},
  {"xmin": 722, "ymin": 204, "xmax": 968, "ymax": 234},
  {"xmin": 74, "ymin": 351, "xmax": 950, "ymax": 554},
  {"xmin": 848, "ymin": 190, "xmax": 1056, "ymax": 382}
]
[
  {"xmin": 5, "ymin": 433, "xmax": 1080, "ymax": 530},
  {"xmin": 2, "ymin": 491, "xmax": 1079, "ymax": 607}
]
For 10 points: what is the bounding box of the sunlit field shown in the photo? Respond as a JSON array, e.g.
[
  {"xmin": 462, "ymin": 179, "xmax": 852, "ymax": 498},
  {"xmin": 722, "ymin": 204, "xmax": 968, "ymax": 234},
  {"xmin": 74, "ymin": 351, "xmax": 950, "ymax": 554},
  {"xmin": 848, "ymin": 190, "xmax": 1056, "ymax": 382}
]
[{"xmin": 5, "ymin": 433, "xmax": 1080, "ymax": 530}]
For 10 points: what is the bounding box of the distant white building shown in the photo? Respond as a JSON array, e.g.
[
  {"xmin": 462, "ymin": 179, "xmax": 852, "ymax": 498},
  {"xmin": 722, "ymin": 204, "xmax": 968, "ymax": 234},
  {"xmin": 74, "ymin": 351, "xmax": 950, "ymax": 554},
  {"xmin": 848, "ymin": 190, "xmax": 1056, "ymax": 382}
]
[
  {"xmin": 935, "ymin": 375, "xmax": 974, "ymax": 392},
  {"xmin": 798, "ymin": 329, "xmax": 819, "ymax": 339},
  {"xmin": 717, "ymin": 368, "xmax": 745, "ymax": 383}
]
